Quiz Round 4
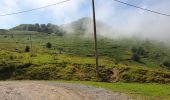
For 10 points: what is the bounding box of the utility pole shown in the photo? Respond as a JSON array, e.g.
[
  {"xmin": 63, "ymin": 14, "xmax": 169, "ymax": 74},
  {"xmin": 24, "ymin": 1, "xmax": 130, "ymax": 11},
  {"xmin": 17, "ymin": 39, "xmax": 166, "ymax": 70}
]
[{"xmin": 92, "ymin": 0, "xmax": 99, "ymax": 78}]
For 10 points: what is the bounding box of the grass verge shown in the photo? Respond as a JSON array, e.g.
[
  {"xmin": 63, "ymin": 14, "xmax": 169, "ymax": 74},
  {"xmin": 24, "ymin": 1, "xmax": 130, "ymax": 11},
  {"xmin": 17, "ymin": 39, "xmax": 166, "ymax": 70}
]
[{"xmin": 52, "ymin": 80, "xmax": 170, "ymax": 100}]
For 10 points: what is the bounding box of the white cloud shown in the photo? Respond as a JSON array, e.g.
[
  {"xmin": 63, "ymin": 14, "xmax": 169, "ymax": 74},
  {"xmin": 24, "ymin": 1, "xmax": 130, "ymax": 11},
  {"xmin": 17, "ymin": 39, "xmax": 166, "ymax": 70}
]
[
  {"xmin": 23, "ymin": 0, "xmax": 87, "ymax": 24},
  {"xmin": 0, "ymin": 0, "xmax": 87, "ymax": 28},
  {"xmin": 93, "ymin": 0, "xmax": 170, "ymax": 43},
  {"xmin": 0, "ymin": 0, "xmax": 19, "ymax": 29}
]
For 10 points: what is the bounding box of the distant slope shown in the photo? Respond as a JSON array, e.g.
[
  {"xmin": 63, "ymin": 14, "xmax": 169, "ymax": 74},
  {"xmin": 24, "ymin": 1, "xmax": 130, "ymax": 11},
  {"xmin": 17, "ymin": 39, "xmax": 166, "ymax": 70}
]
[
  {"xmin": 0, "ymin": 29, "xmax": 8, "ymax": 34},
  {"xmin": 0, "ymin": 27, "xmax": 170, "ymax": 83},
  {"xmin": 61, "ymin": 17, "xmax": 114, "ymax": 36},
  {"xmin": 9, "ymin": 17, "xmax": 114, "ymax": 36},
  {"xmin": 10, "ymin": 23, "xmax": 64, "ymax": 35},
  {"xmin": 1, "ymin": 17, "xmax": 170, "ymax": 77},
  {"xmin": 4, "ymin": 17, "xmax": 170, "ymax": 70}
]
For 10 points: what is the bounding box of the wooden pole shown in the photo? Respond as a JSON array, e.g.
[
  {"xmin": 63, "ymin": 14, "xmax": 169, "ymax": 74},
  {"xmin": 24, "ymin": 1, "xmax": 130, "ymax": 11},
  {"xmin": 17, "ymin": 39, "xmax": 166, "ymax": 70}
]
[{"xmin": 92, "ymin": 0, "xmax": 99, "ymax": 78}]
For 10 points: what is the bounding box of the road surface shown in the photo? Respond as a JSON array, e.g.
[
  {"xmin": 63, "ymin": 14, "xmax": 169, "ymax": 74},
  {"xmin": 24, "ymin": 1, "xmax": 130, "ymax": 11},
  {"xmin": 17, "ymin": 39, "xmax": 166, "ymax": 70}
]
[{"xmin": 0, "ymin": 81, "xmax": 133, "ymax": 100}]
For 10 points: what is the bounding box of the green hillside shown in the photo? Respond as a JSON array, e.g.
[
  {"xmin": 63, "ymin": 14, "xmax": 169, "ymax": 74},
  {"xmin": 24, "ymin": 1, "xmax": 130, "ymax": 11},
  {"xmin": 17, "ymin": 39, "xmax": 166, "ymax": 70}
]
[{"xmin": 0, "ymin": 18, "xmax": 170, "ymax": 83}]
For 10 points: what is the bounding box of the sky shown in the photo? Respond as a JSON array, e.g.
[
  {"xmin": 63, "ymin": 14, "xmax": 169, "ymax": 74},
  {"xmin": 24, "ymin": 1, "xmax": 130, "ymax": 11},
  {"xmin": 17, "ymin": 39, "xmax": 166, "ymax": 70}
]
[{"xmin": 0, "ymin": 0, "xmax": 170, "ymax": 42}]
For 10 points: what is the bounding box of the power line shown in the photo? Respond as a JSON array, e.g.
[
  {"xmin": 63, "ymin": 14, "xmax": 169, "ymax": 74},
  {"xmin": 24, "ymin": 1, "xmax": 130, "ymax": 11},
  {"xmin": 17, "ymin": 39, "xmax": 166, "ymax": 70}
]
[
  {"xmin": 0, "ymin": 0, "xmax": 71, "ymax": 17},
  {"xmin": 113, "ymin": 0, "xmax": 170, "ymax": 17}
]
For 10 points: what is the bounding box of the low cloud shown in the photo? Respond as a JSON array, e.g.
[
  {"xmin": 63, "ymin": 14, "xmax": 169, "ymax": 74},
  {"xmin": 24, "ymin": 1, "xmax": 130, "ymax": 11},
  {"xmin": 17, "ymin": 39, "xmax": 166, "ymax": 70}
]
[{"xmin": 94, "ymin": 0, "xmax": 170, "ymax": 43}]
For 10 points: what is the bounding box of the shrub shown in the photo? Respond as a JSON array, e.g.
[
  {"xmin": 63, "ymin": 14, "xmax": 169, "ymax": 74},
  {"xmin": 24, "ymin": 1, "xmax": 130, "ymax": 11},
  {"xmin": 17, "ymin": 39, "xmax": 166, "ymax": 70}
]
[
  {"xmin": 131, "ymin": 53, "xmax": 140, "ymax": 62},
  {"xmin": 10, "ymin": 56, "xmax": 14, "ymax": 60},
  {"xmin": 46, "ymin": 42, "xmax": 52, "ymax": 49},
  {"xmin": 0, "ymin": 65, "xmax": 16, "ymax": 80},
  {"xmin": 162, "ymin": 59, "xmax": 170, "ymax": 69},
  {"xmin": 24, "ymin": 46, "xmax": 30, "ymax": 52}
]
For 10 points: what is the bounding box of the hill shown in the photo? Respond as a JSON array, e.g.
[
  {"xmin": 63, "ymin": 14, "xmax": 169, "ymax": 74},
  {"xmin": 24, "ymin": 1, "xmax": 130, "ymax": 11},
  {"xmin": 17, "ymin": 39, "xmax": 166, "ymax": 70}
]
[
  {"xmin": 0, "ymin": 29, "xmax": 8, "ymax": 34},
  {"xmin": 10, "ymin": 17, "xmax": 113, "ymax": 36},
  {"xmin": 10, "ymin": 23, "xmax": 65, "ymax": 36},
  {"xmin": 0, "ymin": 17, "xmax": 170, "ymax": 83}
]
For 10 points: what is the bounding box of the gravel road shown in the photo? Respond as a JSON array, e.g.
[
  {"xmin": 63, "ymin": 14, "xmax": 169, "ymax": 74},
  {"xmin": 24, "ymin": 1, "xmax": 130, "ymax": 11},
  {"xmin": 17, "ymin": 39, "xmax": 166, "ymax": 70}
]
[{"xmin": 0, "ymin": 81, "xmax": 134, "ymax": 100}]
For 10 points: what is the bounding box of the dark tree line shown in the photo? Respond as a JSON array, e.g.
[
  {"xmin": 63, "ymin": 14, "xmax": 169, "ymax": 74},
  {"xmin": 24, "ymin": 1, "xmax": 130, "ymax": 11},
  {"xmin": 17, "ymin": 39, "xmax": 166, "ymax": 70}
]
[
  {"xmin": 0, "ymin": 29, "xmax": 8, "ymax": 33},
  {"xmin": 131, "ymin": 46, "xmax": 145, "ymax": 62},
  {"xmin": 11, "ymin": 23, "xmax": 65, "ymax": 35}
]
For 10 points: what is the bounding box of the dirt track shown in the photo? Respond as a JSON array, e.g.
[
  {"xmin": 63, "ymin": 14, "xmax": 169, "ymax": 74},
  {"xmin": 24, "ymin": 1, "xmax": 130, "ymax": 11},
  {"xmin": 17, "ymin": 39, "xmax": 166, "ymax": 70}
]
[{"xmin": 0, "ymin": 81, "xmax": 133, "ymax": 100}]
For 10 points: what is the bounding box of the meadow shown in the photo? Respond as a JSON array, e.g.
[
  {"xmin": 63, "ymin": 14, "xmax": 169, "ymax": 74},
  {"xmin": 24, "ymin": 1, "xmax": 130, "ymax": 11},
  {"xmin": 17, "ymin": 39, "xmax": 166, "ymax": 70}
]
[{"xmin": 0, "ymin": 31, "xmax": 169, "ymax": 83}]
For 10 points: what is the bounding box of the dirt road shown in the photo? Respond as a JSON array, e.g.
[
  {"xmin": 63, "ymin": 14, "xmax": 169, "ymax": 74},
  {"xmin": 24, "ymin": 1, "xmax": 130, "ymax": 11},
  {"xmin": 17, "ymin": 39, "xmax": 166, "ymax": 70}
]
[{"xmin": 0, "ymin": 81, "xmax": 133, "ymax": 100}]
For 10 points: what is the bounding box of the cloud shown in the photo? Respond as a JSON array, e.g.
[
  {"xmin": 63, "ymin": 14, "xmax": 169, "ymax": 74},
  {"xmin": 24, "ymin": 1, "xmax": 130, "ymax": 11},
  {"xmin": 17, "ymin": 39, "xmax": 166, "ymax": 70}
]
[
  {"xmin": 22, "ymin": 0, "xmax": 88, "ymax": 24},
  {"xmin": 0, "ymin": 0, "xmax": 88, "ymax": 28},
  {"xmin": 93, "ymin": 0, "xmax": 170, "ymax": 43},
  {"xmin": 0, "ymin": 0, "xmax": 19, "ymax": 29}
]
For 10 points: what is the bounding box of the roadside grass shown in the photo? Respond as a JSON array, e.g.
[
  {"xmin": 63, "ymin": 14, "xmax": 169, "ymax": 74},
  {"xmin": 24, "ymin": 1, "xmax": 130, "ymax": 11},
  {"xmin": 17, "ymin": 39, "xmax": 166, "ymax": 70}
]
[{"xmin": 53, "ymin": 80, "xmax": 170, "ymax": 100}]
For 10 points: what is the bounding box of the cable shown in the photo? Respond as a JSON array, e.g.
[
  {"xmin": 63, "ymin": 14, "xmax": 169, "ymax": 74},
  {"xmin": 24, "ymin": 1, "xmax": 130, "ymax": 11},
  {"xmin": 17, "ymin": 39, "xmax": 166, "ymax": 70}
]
[
  {"xmin": 113, "ymin": 0, "xmax": 170, "ymax": 17},
  {"xmin": 1, "ymin": 0, "xmax": 169, "ymax": 17},
  {"xmin": 0, "ymin": 0, "xmax": 71, "ymax": 17}
]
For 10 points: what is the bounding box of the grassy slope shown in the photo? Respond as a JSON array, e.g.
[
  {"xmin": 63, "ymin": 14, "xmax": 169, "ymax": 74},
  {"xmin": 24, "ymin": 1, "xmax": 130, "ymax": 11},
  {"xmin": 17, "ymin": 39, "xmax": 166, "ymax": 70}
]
[
  {"xmin": 0, "ymin": 32, "xmax": 170, "ymax": 83},
  {"xmin": 0, "ymin": 31, "xmax": 170, "ymax": 99},
  {"xmin": 1, "ymin": 32, "xmax": 170, "ymax": 68}
]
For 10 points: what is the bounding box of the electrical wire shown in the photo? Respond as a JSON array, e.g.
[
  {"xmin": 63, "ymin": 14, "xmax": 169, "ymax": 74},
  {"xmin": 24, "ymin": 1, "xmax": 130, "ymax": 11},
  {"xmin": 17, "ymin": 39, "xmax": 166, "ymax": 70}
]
[
  {"xmin": 113, "ymin": 0, "xmax": 170, "ymax": 17},
  {"xmin": 0, "ymin": 0, "xmax": 71, "ymax": 17},
  {"xmin": 0, "ymin": 0, "xmax": 169, "ymax": 17}
]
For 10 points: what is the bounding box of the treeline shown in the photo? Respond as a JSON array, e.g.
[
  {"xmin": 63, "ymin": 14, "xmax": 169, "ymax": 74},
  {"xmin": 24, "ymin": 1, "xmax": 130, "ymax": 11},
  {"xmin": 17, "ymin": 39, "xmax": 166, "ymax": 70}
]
[
  {"xmin": 0, "ymin": 29, "xmax": 8, "ymax": 34},
  {"xmin": 11, "ymin": 23, "xmax": 65, "ymax": 35}
]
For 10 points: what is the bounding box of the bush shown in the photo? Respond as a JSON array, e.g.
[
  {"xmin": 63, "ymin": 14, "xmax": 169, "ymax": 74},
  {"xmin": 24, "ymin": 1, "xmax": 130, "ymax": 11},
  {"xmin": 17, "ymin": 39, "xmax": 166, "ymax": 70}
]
[
  {"xmin": 137, "ymin": 47, "xmax": 145, "ymax": 55},
  {"xmin": 131, "ymin": 53, "xmax": 140, "ymax": 62},
  {"xmin": 46, "ymin": 42, "xmax": 52, "ymax": 49},
  {"xmin": 162, "ymin": 59, "xmax": 170, "ymax": 69},
  {"xmin": 131, "ymin": 46, "xmax": 144, "ymax": 62},
  {"xmin": 24, "ymin": 46, "xmax": 30, "ymax": 52},
  {"xmin": 0, "ymin": 65, "xmax": 16, "ymax": 80},
  {"xmin": 10, "ymin": 56, "xmax": 14, "ymax": 60}
]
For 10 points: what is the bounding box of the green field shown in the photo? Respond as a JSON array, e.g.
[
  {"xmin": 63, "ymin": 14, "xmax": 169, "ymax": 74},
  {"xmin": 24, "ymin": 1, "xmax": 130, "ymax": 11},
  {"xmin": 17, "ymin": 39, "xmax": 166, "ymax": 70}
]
[
  {"xmin": 0, "ymin": 29, "xmax": 170, "ymax": 100},
  {"xmin": 0, "ymin": 31, "xmax": 169, "ymax": 83}
]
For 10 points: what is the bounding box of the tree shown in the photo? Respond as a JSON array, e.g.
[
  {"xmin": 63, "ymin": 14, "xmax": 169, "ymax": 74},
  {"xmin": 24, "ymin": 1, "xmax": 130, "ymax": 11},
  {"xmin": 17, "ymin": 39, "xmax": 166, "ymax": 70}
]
[
  {"xmin": 131, "ymin": 46, "xmax": 145, "ymax": 55},
  {"xmin": 162, "ymin": 58, "xmax": 170, "ymax": 69},
  {"xmin": 137, "ymin": 47, "xmax": 145, "ymax": 55},
  {"xmin": 35, "ymin": 23, "xmax": 41, "ymax": 32},
  {"xmin": 131, "ymin": 53, "xmax": 140, "ymax": 62},
  {"xmin": 40, "ymin": 24, "xmax": 48, "ymax": 33},
  {"xmin": 131, "ymin": 46, "xmax": 145, "ymax": 62},
  {"xmin": 46, "ymin": 23, "xmax": 53, "ymax": 34},
  {"xmin": 27, "ymin": 24, "xmax": 36, "ymax": 31},
  {"xmin": 25, "ymin": 46, "xmax": 30, "ymax": 52},
  {"xmin": 46, "ymin": 42, "xmax": 52, "ymax": 49}
]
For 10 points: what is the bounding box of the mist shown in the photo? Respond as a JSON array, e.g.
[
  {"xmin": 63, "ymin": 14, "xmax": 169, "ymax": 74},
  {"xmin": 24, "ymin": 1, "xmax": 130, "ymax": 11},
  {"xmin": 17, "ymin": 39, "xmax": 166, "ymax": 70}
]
[
  {"xmin": 94, "ymin": 0, "xmax": 170, "ymax": 43},
  {"xmin": 60, "ymin": 0, "xmax": 170, "ymax": 44}
]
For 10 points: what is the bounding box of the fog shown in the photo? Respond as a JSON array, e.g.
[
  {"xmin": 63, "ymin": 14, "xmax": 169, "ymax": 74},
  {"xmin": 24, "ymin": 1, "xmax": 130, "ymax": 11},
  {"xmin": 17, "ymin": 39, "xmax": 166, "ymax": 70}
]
[
  {"xmin": 61, "ymin": 0, "xmax": 170, "ymax": 43},
  {"xmin": 93, "ymin": 0, "xmax": 170, "ymax": 43}
]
